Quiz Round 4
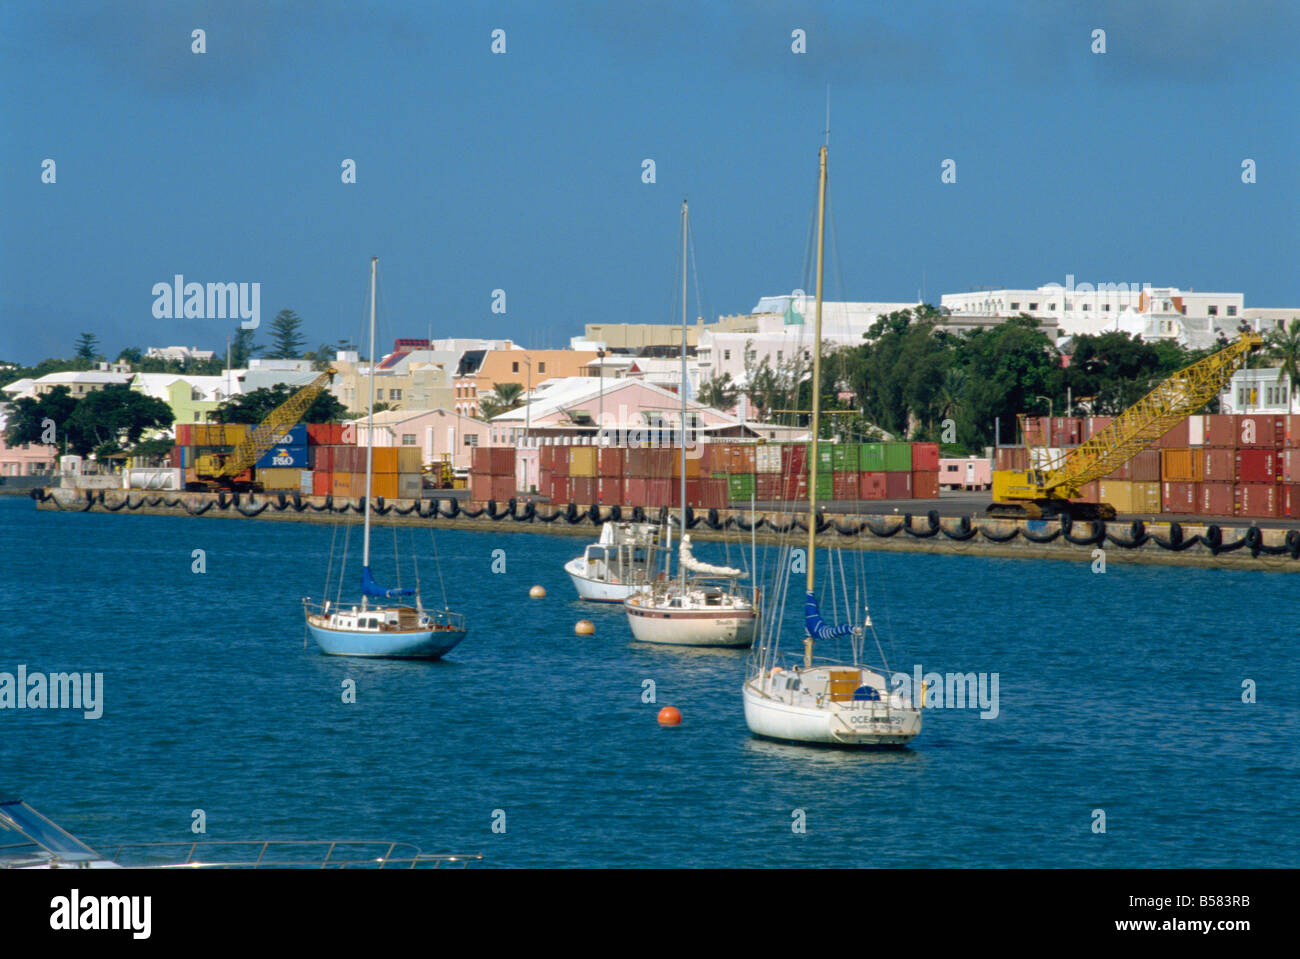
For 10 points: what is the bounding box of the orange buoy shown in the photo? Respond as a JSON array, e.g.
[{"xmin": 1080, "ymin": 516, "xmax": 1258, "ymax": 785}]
[
  {"xmin": 530, "ymin": 585, "xmax": 546, "ymax": 598},
  {"xmin": 574, "ymin": 619, "xmax": 595, "ymax": 636},
  {"xmin": 657, "ymin": 706, "xmax": 682, "ymax": 726}
]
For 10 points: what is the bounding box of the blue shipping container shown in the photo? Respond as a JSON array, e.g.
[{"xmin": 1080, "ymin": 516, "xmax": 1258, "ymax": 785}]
[
  {"xmin": 266, "ymin": 425, "xmax": 308, "ymax": 446},
  {"xmin": 255, "ymin": 444, "xmax": 310, "ymax": 469}
]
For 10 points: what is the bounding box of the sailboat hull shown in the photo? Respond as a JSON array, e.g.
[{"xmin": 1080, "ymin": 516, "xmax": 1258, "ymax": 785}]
[
  {"xmin": 625, "ymin": 601, "xmax": 756, "ymax": 647},
  {"xmin": 564, "ymin": 559, "xmax": 644, "ymax": 602},
  {"xmin": 307, "ymin": 622, "xmax": 467, "ymax": 660},
  {"xmin": 742, "ymin": 679, "xmax": 921, "ymax": 747}
]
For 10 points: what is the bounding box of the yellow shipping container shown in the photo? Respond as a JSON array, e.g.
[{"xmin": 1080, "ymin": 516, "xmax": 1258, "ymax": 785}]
[
  {"xmin": 331, "ymin": 473, "xmax": 356, "ymax": 498},
  {"xmin": 1161, "ymin": 448, "xmax": 1203, "ymax": 482},
  {"xmin": 371, "ymin": 447, "xmax": 398, "ymax": 474},
  {"xmin": 396, "ymin": 447, "xmax": 423, "ymax": 473},
  {"xmin": 371, "ymin": 473, "xmax": 398, "ymax": 499},
  {"xmin": 1100, "ymin": 480, "xmax": 1161, "ymax": 514},
  {"xmin": 569, "ymin": 447, "xmax": 597, "ymax": 477},
  {"xmin": 1132, "ymin": 481, "xmax": 1161, "ymax": 513},
  {"xmin": 671, "ymin": 455, "xmax": 702, "ymax": 479},
  {"xmin": 258, "ymin": 468, "xmax": 302, "ymax": 490}
]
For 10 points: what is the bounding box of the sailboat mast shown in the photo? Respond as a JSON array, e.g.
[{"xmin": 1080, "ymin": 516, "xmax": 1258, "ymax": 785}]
[
  {"xmin": 679, "ymin": 199, "xmax": 688, "ymax": 589},
  {"xmin": 362, "ymin": 256, "xmax": 377, "ymax": 606},
  {"xmin": 804, "ymin": 146, "xmax": 828, "ymax": 668}
]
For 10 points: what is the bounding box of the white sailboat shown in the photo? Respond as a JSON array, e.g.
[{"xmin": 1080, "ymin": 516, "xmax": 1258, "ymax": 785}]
[
  {"xmin": 623, "ymin": 200, "xmax": 758, "ymax": 648},
  {"xmin": 302, "ymin": 257, "xmax": 468, "ymax": 659},
  {"xmin": 565, "ymin": 520, "xmax": 663, "ymax": 602},
  {"xmin": 742, "ymin": 146, "xmax": 921, "ymax": 746}
]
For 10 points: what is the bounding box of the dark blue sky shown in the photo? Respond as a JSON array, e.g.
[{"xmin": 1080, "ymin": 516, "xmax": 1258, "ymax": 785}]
[{"xmin": 4, "ymin": 0, "xmax": 1297, "ymax": 364}]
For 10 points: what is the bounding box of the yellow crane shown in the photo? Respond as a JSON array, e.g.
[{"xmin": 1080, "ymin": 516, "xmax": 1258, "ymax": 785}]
[
  {"xmin": 193, "ymin": 369, "xmax": 337, "ymax": 491},
  {"xmin": 989, "ymin": 333, "xmax": 1263, "ymax": 520}
]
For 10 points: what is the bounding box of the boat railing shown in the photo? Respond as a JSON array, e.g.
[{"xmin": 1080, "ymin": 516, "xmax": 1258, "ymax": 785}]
[
  {"xmin": 301, "ymin": 599, "xmax": 466, "ymax": 631},
  {"xmin": 101, "ymin": 840, "xmax": 483, "ymax": 869}
]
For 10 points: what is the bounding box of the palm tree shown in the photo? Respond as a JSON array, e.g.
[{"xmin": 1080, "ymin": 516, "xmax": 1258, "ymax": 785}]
[
  {"xmin": 1266, "ymin": 319, "xmax": 1300, "ymax": 397},
  {"xmin": 478, "ymin": 382, "xmax": 526, "ymax": 419}
]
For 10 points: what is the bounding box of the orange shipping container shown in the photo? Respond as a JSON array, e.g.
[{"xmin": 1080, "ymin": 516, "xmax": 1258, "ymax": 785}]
[
  {"xmin": 1160, "ymin": 449, "xmax": 1203, "ymax": 482},
  {"xmin": 371, "ymin": 447, "xmax": 399, "ymax": 474},
  {"xmin": 312, "ymin": 471, "xmax": 331, "ymax": 497}
]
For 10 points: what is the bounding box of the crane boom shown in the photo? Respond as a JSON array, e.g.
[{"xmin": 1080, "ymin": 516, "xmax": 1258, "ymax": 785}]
[
  {"xmin": 990, "ymin": 333, "xmax": 1263, "ymax": 519},
  {"xmin": 194, "ymin": 368, "xmax": 337, "ymax": 487}
]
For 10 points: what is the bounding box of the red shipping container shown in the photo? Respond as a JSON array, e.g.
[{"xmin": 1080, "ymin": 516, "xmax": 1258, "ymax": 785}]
[
  {"xmin": 1235, "ymin": 449, "xmax": 1278, "ymax": 484},
  {"xmin": 703, "ymin": 477, "xmax": 727, "ymax": 509},
  {"xmin": 645, "ymin": 478, "xmax": 671, "ymax": 507},
  {"xmin": 1131, "ymin": 449, "xmax": 1161, "ymax": 482},
  {"xmin": 1202, "ymin": 414, "xmax": 1237, "ymax": 448},
  {"xmin": 1285, "ymin": 484, "xmax": 1300, "ymax": 517},
  {"xmin": 1083, "ymin": 417, "xmax": 1114, "ymax": 441},
  {"xmin": 470, "ymin": 473, "xmax": 491, "ymax": 501},
  {"xmin": 781, "ymin": 445, "xmax": 809, "ymax": 475},
  {"xmin": 1104, "ymin": 459, "xmax": 1133, "ymax": 481},
  {"xmin": 781, "ymin": 476, "xmax": 808, "ymax": 501},
  {"xmin": 471, "ymin": 447, "xmax": 492, "ymax": 476},
  {"xmin": 1022, "ymin": 416, "xmax": 1049, "ymax": 447},
  {"xmin": 756, "ymin": 474, "xmax": 780, "ymax": 499},
  {"xmin": 1284, "ymin": 449, "xmax": 1300, "ymax": 483},
  {"xmin": 832, "ymin": 472, "xmax": 859, "ymax": 500},
  {"xmin": 1072, "ymin": 481, "xmax": 1100, "ymax": 504},
  {"xmin": 1198, "ymin": 482, "xmax": 1234, "ymax": 516},
  {"xmin": 597, "ymin": 447, "xmax": 624, "ymax": 477},
  {"xmin": 540, "ymin": 445, "xmax": 555, "ymax": 471},
  {"xmin": 491, "ymin": 447, "xmax": 515, "ymax": 476},
  {"xmin": 571, "ymin": 477, "xmax": 596, "ymax": 504},
  {"xmin": 175, "ymin": 424, "xmax": 192, "ymax": 446},
  {"xmin": 553, "ymin": 446, "xmax": 570, "ymax": 477},
  {"xmin": 912, "ymin": 470, "xmax": 939, "ymax": 499},
  {"xmin": 1201, "ymin": 448, "xmax": 1235, "ymax": 482},
  {"xmin": 312, "ymin": 471, "xmax": 331, "ymax": 497},
  {"xmin": 1050, "ymin": 417, "xmax": 1083, "ymax": 447},
  {"xmin": 1234, "ymin": 483, "xmax": 1278, "ymax": 518},
  {"xmin": 1162, "ymin": 481, "xmax": 1196, "ymax": 514},
  {"xmin": 859, "ymin": 472, "xmax": 886, "ymax": 499},
  {"xmin": 310, "ymin": 446, "xmax": 334, "ymax": 472},
  {"xmin": 1284, "ymin": 415, "xmax": 1300, "ymax": 448},
  {"xmin": 1234, "ymin": 414, "xmax": 1282, "ymax": 449},
  {"xmin": 911, "ymin": 442, "xmax": 940, "ymax": 471},
  {"xmin": 995, "ymin": 447, "xmax": 1029, "ymax": 471},
  {"xmin": 884, "ymin": 472, "xmax": 912, "ymax": 499},
  {"xmin": 306, "ymin": 424, "xmax": 328, "ymax": 445},
  {"xmin": 550, "ymin": 476, "xmax": 571, "ymax": 503},
  {"xmin": 1156, "ymin": 418, "xmax": 1190, "ymax": 449},
  {"xmin": 597, "ymin": 476, "xmax": 623, "ymax": 503},
  {"xmin": 624, "ymin": 477, "xmax": 646, "ymax": 506}
]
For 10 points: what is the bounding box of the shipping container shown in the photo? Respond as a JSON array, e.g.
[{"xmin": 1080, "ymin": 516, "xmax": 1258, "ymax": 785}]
[
  {"xmin": 755, "ymin": 444, "xmax": 782, "ymax": 473},
  {"xmin": 1098, "ymin": 480, "xmax": 1160, "ymax": 514},
  {"xmin": 1198, "ymin": 482, "xmax": 1234, "ymax": 516},
  {"xmin": 911, "ymin": 442, "xmax": 940, "ymax": 472},
  {"xmin": 1201, "ymin": 448, "xmax": 1235, "ymax": 482},
  {"xmin": 1235, "ymin": 414, "xmax": 1283, "ymax": 450},
  {"xmin": 728, "ymin": 445, "xmax": 757, "ymax": 474},
  {"xmin": 645, "ymin": 478, "xmax": 671, "ymax": 507},
  {"xmin": 312, "ymin": 470, "xmax": 331, "ymax": 497},
  {"xmin": 552, "ymin": 445, "xmax": 571, "ymax": 477},
  {"xmin": 882, "ymin": 442, "xmax": 913, "ymax": 473},
  {"xmin": 1131, "ymin": 449, "xmax": 1161, "ymax": 482},
  {"xmin": 256, "ymin": 468, "xmax": 301, "ymax": 492},
  {"xmin": 859, "ymin": 472, "xmax": 887, "ymax": 499},
  {"xmin": 1156, "ymin": 418, "xmax": 1190, "ymax": 450},
  {"xmin": 1050, "ymin": 416, "xmax": 1083, "ymax": 447},
  {"xmin": 597, "ymin": 476, "xmax": 623, "ymax": 503},
  {"xmin": 490, "ymin": 446, "xmax": 515, "ymax": 475},
  {"xmin": 264, "ymin": 424, "xmax": 305, "ymax": 446},
  {"xmin": 549, "ymin": 475, "xmax": 571, "ymax": 503},
  {"xmin": 831, "ymin": 472, "xmax": 859, "ymax": 500},
  {"xmin": 623, "ymin": 477, "xmax": 645, "ymax": 506},
  {"xmin": 1284, "ymin": 449, "xmax": 1300, "ymax": 483},
  {"xmin": 727, "ymin": 473, "xmax": 756, "ymax": 501},
  {"xmin": 1284, "ymin": 415, "xmax": 1300, "ymax": 448},
  {"xmin": 782, "ymin": 444, "xmax": 809, "ymax": 475},
  {"xmin": 255, "ymin": 445, "xmax": 310, "ymax": 469},
  {"xmin": 831, "ymin": 444, "xmax": 858, "ymax": 472},
  {"xmin": 539, "ymin": 445, "xmax": 555, "ymax": 471},
  {"xmin": 1022, "ymin": 416, "xmax": 1049, "ymax": 447},
  {"xmin": 1160, "ymin": 449, "xmax": 1203, "ymax": 482},
  {"xmin": 1083, "ymin": 416, "xmax": 1114, "ymax": 441},
  {"xmin": 331, "ymin": 472, "xmax": 360, "ymax": 499},
  {"xmin": 780, "ymin": 476, "xmax": 808, "ymax": 501},
  {"xmin": 370, "ymin": 447, "xmax": 399, "ymax": 475},
  {"xmin": 884, "ymin": 471, "xmax": 912, "ymax": 499},
  {"xmin": 597, "ymin": 446, "xmax": 624, "ymax": 477},
  {"xmin": 396, "ymin": 446, "xmax": 423, "ymax": 473},
  {"xmin": 568, "ymin": 446, "xmax": 596, "ymax": 477},
  {"xmin": 994, "ymin": 446, "xmax": 1029, "ymax": 471},
  {"xmin": 1234, "ymin": 483, "xmax": 1278, "ymax": 518},
  {"xmin": 912, "ymin": 470, "xmax": 939, "ymax": 499},
  {"xmin": 1234, "ymin": 449, "xmax": 1278, "ymax": 484},
  {"xmin": 309, "ymin": 446, "xmax": 334, "ymax": 472},
  {"xmin": 1072, "ymin": 481, "xmax": 1100, "ymax": 504},
  {"xmin": 1285, "ymin": 484, "xmax": 1300, "ymax": 518},
  {"xmin": 398, "ymin": 473, "xmax": 423, "ymax": 499},
  {"xmin": 1161, "ymin": 481, "xmax": 1197, "ymax": 514},
  {"xmin": 571, "ymin": 477, "xmax": 596, "ymax": 503},
  {"xmin": 1202, "ymin": 414, "xmax": 1236, "ymax": 448},
  {"xmin": 1187, "ymin": 414, "xmax": 1205, "ymax": 447},
  {"xmin": 755, "ymin": 473, "xmax": 780, "ymax": 500},
  {"xmin": 671, "ymin": 454, "xmax": 702, "ymax": 479}
]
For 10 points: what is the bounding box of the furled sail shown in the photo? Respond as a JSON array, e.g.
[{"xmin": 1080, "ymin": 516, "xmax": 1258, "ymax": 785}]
[
  {"xmin": 805, "ymin": 591, "xmax": 852, "ymax": 639},
  {"xmin": 679, "ymin": 535, "xmax": 745, "ymax": 578},
  {"xmin": 361, "ymin": 566, "xmax": 415, "ymax": 599}
]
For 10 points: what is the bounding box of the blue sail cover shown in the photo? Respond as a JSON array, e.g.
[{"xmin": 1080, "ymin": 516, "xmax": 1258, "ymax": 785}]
[
  {"xmin": 361, "ymin": 566, "xmax": 415, "ymax": 599},
  {"xmin": 805, "ymin": 591, "xmax": 853, "ymax": 640}
]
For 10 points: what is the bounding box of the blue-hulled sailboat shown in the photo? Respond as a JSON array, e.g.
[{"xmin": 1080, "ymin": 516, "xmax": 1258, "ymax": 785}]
[{"xmin": 302, "ymin": 257, "xmax": 467, "ymax": 659}]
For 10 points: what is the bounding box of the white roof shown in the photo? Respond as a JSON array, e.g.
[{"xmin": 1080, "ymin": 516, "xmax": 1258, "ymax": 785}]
[
  {"xmin": 491, "ymin": 376, "xmax": 740, "ymax": 427},
  {"xmin": 2, "ymin": 378, "xmax": 35, "ymax": 397},
  {"xmin": 33, "ymin": 371, "xmax": 133, "ymax": 385}
]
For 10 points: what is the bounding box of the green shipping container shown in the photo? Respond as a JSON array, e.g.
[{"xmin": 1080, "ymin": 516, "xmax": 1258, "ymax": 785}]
[
  {"xmin": 813, "ymin": 474, "xmax": 833, "ymax": 498},
  {"xmin": 831, "ymin": 443, "xmax": 859, "ymax": 472},
  {"xmin": 859, "ymin": 443, "xmax": 887, "ymax": 472},
  {"xmin": 883, "ymin": 442, "xmax": 912, "ymax": 472},
  {"xmin": 727, "ymin": 474, "xmax": 756, "ymax": 499},
  {"xmin": 813, "ymin": 442, "xmax": 834, "ymax": 474}
]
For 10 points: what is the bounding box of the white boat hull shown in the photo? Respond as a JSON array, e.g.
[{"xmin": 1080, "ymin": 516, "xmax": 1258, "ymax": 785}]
[
  {"xmin": 625, "ymin": 599, "xmax": 756, "ymax": 647},
  {"xmin": 564, "ymin": 558, "xmax": 644, "ymax": 602},
  {"xmin": 742, "ymin": 677, "xmax": 921, "ymax": 747}
]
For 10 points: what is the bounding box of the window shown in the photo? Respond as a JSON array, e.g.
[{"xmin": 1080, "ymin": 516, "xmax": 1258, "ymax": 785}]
[
  {"xmin": 1227, "ymin": 306, "xmax": 1237, "ymax": 316},
  {"xmin": 777, "ymin": 351, "xmax": 783, "ymax": 362},
  {"xmin": 193, "ymin": 412, "xmax": 201, "ymax": 421},
  {"xmin": 538, "ymin": 362, "xmax": 545, "ymax": 374},
  {"xmin": 375, "ymin": 389, "xmax": 384, "ymax": 400},
  {"xmin": 1208, "ymin": 305, "xmax": 1218, "ymax": 316},
  {"xmin": 1029, "ymin": 302, "xmax": 1038, "ymax": 310},
  {"xmin": 1081, "ymin": 303, "xmax": 1089, "ymax": 311},
  {"xmin": 1010, "ymin": 302, "xmax": 1019, "ymax": 310},
  {"xmin": 723, "ymin": 350, "xmax": 731, "ymax": 361},
  {"xmin": 390, "ymin": 389, "xmax": 402, "ymax": 400},
  {"xmin": 1102, "ymin": 303, "xmax": 1110, "ymax": 311},
  {"xmin": 512, "ymin": 362, "xmax": 519, "ymax": 373},
  {"xmin": 466, "ymin": 434, "xmax": 478, "ymax": 446},
  {"xmin": 1047, "ymin": 303, "xmax": 1055, "ymax": 310},
  {"xmin": 402, "ymin": 434, "xmax": 416, "ymax": 445}
]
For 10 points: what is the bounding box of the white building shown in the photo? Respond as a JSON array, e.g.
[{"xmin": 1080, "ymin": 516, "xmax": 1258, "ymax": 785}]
[
  {"xmin": 145, "ymin": 346, "xmax": 217, "ymax": 362},
  {"xmin": 1220, "ymin": 368, "xmax": 1297, "ymax": 414},
  {"xmin": 940, "ymin": 282, "xmax": 1248, "ymax": 349}
]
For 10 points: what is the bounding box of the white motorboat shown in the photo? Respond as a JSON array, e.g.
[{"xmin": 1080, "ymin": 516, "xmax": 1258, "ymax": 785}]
[
  {"xmin": 564, "ymin": 521, "xmax": 662, "ymax": 602},
  {"xmin": 741, "ymin": 145, "xmax": 921, "ymax": 747}
]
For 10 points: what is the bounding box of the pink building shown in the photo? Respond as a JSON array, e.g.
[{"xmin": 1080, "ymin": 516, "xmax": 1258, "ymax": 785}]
[
  {"xmin": 0, "ymin": 408, "xmax": 57, "ymax": 477},
  {"xmin": 351, "ymin": 408, "xmax": 492, "ymax": 472},
  {"xmin": 939, "ymin": 456, "xmax": 992, "ymax": 490}
]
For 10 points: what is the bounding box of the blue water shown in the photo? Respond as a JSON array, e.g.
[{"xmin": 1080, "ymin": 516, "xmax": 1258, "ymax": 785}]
[{"xmin": 1, "ymin": 497, "xmax": 1296, "ymax": 867}]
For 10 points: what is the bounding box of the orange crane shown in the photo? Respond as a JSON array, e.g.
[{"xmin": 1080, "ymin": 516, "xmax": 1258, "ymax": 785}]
[{"xmin": 989, "ymin": 333, "xmax": 1263, "ymax": 519}]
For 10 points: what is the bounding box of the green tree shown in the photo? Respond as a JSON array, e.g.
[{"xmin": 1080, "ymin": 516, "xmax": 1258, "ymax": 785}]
[
  {"xmin": 846, "ymin": 307, "xmax": 955, "ymax": 439},
  {"xmin": 697, "ymin": 372, "xmax": 739, "ymax": 410},
  {"xmin": 210, "ymin": 384, "xmax": 347, "ymax": 424},
  {"xmin": 116, "ymin": 346, "xmax": 143, "ymax": 366},
  {"xmin": 1266, "ymin": 318, "xmax": 1300, "ymax": 393},
  {"xmin": 478, "ymin": 382, "xmax": 525, "ymax": 419},
  {"xmin": 60, "ymin": 386, "xmax": 174, "ymax": 456},
  {"xmin": 3, "ymin": 385, "xmax": 78, "ymax": 449},
  {"xmin": 230, "ymin": 327, "xmax": 264, "ymax": 368},
  {"xmin": 74, "ymin": 333, "xmax": 100, "ymax": 365},
  {"xmin": 267, "ymin": 309, "xmax": 307, "ymax": 359},
  {"xmin": 958, "ymin": 315, "xmax": 1061, "ymax": 447}
]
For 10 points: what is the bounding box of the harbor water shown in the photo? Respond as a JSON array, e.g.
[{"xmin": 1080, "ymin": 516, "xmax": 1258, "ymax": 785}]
[{"xmin": 1, "ymin": 497, "xmax": 1296, "ymax": 867}]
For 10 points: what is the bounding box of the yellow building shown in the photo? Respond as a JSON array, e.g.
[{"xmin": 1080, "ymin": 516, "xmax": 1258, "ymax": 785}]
[{"xmin": 454, "ymin": 348, "xmax": 599, "ymax": 418}]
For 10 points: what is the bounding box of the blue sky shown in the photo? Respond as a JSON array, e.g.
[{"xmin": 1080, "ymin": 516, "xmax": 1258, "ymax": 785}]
[{"xmin": 3, "ymin": 0, "xmax": 1297, "ymax": 364}]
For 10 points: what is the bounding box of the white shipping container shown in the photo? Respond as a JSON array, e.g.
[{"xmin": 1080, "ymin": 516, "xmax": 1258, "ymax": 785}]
[
  {"xmin": 1187, "ymin": 414, "xmax": 1205, "ymax": 447},
  {"xmin": 300, "ymin": 470, "xmax": 314, "ymax": 494},
  {"xmin": 756, "ymin": 445, "xmax": 782, "ymax": 473},
  {"xmin": 1028, "ymin": 447, "xmax": 1069, "ymax": 471}
]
